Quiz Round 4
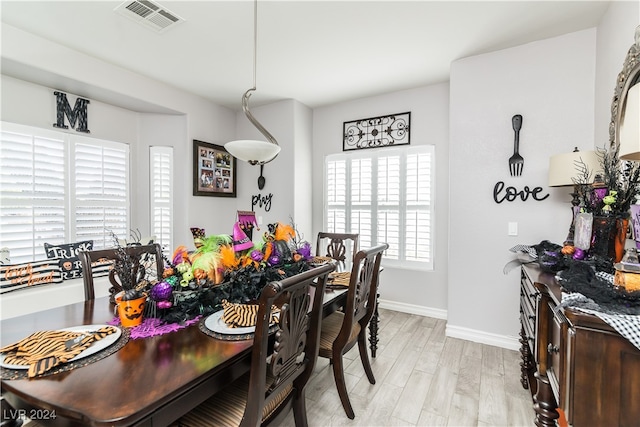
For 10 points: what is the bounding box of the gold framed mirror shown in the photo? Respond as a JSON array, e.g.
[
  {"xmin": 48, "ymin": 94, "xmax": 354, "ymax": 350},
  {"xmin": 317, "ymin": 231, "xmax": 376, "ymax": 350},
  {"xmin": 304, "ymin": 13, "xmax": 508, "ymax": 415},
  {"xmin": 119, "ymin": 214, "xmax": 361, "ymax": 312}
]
[{"xmin": 610, "ymin": 25, "xmax": 640, "ymax": 154}]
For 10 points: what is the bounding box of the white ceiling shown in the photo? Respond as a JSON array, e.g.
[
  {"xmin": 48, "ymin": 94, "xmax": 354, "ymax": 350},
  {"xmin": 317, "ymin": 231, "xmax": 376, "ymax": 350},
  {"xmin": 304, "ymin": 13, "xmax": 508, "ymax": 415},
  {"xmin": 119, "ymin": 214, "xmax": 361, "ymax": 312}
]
[{"xmin": 1, "ymin": 0, "xmax": 611, "ymax": 111}]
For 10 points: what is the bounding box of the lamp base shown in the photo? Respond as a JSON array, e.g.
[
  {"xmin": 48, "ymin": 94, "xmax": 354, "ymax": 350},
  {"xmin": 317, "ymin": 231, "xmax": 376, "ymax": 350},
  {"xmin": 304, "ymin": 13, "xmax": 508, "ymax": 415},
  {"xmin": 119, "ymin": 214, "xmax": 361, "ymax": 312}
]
[{"xmin": 563, "ymin": 205, "xmax": 580, "ymax": 246}]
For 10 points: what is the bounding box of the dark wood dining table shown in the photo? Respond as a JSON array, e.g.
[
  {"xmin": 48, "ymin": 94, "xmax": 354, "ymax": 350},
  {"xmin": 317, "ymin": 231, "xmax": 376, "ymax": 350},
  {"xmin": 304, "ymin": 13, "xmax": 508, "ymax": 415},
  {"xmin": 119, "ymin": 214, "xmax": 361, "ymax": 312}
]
[{"xmin": 1, "ymin": 287, "xmax": 350, "ymax": 427}]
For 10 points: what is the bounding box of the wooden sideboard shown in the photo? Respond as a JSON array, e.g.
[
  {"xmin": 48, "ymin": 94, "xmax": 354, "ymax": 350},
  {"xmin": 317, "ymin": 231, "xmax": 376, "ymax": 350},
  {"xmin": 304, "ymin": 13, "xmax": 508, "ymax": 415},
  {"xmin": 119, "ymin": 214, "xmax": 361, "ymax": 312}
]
[{"xmin": 520, "ymin": 265, "xmax": 640, "ymax": 427}]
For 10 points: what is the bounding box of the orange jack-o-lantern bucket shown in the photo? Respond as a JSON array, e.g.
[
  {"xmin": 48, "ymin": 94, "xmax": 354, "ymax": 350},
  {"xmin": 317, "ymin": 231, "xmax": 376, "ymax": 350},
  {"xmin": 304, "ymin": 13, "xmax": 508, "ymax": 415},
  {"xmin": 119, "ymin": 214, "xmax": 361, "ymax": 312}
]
[{"xmin": 118, "ymin": 295, "xmax": 146, "ymax": 327}]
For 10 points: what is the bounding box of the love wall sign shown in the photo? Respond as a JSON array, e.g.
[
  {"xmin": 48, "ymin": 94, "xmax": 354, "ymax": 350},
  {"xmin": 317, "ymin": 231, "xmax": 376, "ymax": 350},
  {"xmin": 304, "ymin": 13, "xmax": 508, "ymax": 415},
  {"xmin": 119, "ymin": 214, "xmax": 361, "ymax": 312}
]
[{"xmin": 493, "ymin": 181, "xmax": 549, "ymax": 204}]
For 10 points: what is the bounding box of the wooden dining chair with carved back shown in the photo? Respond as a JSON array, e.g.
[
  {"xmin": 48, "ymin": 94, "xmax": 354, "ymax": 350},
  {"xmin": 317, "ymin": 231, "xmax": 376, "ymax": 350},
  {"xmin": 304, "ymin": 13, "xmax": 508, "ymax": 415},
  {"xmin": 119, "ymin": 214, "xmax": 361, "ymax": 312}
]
[
  {"xmin": 315, "ymin": 232, "xmax": 359, "ymax": 270},
  {"xmin": 78, "ymin": 243, "xmax": 164, "ymax": 302},
  {"xmin": 1, "ymin": 396, "xmax": 23, "ymax": 427},
  {"xmin": 175, "ymin": 262, "xmax": 335, "ymax": 427},
  {"xmin": 318, "ymin": 243, "xmax": 388, "ymax": 419}
]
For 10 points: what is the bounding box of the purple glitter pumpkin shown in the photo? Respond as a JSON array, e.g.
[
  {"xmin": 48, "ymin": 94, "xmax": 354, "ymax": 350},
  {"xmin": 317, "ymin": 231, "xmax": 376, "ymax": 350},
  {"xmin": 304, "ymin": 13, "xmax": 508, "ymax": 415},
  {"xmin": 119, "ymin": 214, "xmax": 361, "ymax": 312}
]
[
  {"xmin": 268, "ymin": 255, "xmax": 280, "ymax": 266},
  {"xmin": 251, "ymin": 249, "xmax": 263, "ymax": 262},
  {"xmin": 150, "ymin": 281, "xmax": 173, "ymax": 301},
  {"xmin": 572, "ymin": 248, "xmax": 586, "ymax": 260}
]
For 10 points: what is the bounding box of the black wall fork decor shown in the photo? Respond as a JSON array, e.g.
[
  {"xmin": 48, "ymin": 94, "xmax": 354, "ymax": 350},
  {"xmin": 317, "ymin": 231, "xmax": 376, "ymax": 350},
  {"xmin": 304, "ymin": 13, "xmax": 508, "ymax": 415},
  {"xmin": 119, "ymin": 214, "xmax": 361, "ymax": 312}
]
[{"xmin": 508, "ymin": 114, "xmax": 523, "ymax": 176}]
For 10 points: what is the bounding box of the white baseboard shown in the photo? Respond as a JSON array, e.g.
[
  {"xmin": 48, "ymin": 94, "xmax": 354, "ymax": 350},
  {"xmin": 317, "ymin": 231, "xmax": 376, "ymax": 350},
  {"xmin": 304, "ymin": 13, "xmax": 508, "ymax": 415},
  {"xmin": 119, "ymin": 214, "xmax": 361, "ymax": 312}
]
[
  {"xmin": 378, "ymin": 299, "xmax": 447, "ymax": 320},
  {"xmin": 377, "ymin": 299, "xmax": 520, "ymax": 351},
  {"xmin": 445, "ymin": 324, "xmax": 520, "ymax": 351}
]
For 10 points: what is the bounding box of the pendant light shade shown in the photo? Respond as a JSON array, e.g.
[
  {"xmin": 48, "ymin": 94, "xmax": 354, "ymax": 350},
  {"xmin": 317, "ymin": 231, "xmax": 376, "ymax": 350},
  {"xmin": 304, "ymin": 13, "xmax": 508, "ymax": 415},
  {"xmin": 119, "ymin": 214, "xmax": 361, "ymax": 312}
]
[
  {"xmin": 225, "ymin": 138, "xmax": 281, "ymax": 165},
  {"xmin": 225, "ymin": 0, "xmax": 280, "ymax": 165}
]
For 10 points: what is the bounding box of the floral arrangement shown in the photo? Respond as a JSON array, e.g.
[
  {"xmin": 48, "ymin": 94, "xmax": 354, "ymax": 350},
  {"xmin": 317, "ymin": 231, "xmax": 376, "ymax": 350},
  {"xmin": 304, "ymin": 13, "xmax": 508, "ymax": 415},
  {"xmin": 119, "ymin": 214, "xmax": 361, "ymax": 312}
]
[
  {"xmin": 143, "ymin": 221, "xmax": 314, "ymax": 323},
  {"xmin": 573, "ymin": 146, "xmax": 640, "ymax": 218}
]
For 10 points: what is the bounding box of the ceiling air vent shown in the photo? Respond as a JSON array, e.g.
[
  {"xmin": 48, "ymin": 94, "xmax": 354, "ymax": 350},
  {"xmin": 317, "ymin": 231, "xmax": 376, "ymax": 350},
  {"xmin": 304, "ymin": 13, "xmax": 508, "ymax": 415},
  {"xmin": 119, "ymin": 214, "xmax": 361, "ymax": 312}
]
[{"xmin": 115, "ymin": 0, "xmax": 184, "ymax": 33}]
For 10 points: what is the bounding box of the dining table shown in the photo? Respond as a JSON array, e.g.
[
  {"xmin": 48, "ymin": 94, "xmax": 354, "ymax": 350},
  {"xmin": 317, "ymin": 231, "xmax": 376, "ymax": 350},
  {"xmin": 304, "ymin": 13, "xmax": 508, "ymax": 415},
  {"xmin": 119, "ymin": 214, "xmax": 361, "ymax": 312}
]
[{"xmin": 0, "ymin": 286, "xmax": 355, "ymax": 427}]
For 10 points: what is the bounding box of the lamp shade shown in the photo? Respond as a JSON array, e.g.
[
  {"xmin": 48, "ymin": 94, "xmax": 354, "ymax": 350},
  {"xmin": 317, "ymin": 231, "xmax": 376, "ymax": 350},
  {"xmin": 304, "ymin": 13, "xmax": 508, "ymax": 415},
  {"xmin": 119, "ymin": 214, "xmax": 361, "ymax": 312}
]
[
  {"xmin": 548, "ymin": 149, "xmax": 601, "ymax": 187},
  {"xmin": 225, "ymin": 139, "xmax": 281, "ymax": 165},
  {"xmin": 619, "ymin": 83, "xmax": 640, "ymax": 161}
]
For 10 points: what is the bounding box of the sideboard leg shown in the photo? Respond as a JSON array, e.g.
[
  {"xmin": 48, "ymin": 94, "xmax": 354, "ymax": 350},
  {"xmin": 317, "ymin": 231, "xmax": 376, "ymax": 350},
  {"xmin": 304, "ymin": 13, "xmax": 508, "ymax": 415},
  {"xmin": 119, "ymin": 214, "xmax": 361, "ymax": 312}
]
[{"xmin": 533, "ymin": 371, "xmax": 559, "ymax": 427}]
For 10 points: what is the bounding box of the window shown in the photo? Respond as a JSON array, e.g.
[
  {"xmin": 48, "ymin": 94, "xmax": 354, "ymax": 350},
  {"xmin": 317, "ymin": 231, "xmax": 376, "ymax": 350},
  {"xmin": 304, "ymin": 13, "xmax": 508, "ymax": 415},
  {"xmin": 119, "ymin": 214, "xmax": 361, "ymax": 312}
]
[
  {"xmin": 150, "ymin": 146, "xmax": 173, "ymax": 252},
  {"xmin": 0, "ymin": 122, "xmax": 129, "ymax": 264},
  {"xmin": 324, "ymin": 145, "xmax": 434, "ymax": 270}
]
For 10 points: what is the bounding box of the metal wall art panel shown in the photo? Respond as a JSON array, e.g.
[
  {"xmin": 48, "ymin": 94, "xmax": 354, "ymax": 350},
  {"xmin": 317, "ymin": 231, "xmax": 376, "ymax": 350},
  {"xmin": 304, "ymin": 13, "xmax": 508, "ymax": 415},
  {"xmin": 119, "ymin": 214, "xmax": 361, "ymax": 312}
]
[{"xmin": 343, "ymin": 112, "xmax": 410, "ymax": 151}]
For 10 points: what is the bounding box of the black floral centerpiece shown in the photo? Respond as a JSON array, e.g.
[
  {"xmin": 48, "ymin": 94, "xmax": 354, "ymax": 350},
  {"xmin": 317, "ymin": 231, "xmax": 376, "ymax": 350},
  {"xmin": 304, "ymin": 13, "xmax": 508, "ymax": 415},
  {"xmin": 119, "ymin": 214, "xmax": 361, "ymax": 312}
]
[
  {"xmin": 148, "ymin": 221, "xmax": 315, "ymax": 324},
  {"xmin": 568, "ymin": 146, "xmax": 640, "ymax": 263},
  {"xmin": 571, "ymin": 146, "xmax": 640, "ymax": 218}
]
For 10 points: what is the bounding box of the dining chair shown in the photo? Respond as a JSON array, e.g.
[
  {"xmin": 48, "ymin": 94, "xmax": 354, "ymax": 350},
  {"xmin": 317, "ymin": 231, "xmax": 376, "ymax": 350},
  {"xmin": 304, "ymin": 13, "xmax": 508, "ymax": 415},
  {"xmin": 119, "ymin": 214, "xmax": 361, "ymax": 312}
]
[
  {"xmin": 315, "ymin": 232, "xmax": 359, "ymax": 269},
  {"xmin": 175, "ymin": 262, "xmax": 335, "ymax": 427},
  {"xmin": 318, "ymin": 243, "xmax": 388, "ymax": 419},
  {"xmin": 0, "ymin": 396, "xmax": 23, "ymax": 427},
  {"xmin": 78, "ymin": 243, "xmax": 164, "ymax": 302}
]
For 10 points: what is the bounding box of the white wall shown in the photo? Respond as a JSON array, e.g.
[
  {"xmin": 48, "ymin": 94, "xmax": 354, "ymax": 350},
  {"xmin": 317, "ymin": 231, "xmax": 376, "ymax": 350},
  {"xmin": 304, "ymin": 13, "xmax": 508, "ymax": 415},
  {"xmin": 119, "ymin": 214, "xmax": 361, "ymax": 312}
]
[
  {"xmin": 594, "ymin": 1, "xmax": 640, "ymax": 149},
  {"xmin": 312, "ymin": 83, "xmax": 450, "ymax": 318},
  {"xmin": 1, "ymin": 75, "xmax": 139, "ymax": 145},
  {"xmin": 447, "ymin": 25, "xmax": 627, "ymax": 349},
  {"xmin": 235, "ymin": 99, "xmax": 314, "ymax": 242},
  {"xmin": 293, "ymin": 102, "xmax": 314, "ymax": 243}
]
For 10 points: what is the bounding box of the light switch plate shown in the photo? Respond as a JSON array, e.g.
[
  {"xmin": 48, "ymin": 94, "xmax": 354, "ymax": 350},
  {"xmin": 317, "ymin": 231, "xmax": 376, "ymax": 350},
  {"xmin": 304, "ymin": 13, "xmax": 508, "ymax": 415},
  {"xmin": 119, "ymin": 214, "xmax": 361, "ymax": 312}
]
[{"xmin": 508, "ymin": 222, "xmax": 518, "ymax": 236}]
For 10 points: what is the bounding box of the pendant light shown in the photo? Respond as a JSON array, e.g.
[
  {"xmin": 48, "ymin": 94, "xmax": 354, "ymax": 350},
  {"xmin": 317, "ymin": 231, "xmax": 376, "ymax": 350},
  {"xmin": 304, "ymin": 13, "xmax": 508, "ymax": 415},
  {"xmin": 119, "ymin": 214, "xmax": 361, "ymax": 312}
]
[{"xmin": 225, "ymin": 0, "xmax": 281, "ymax": 165}]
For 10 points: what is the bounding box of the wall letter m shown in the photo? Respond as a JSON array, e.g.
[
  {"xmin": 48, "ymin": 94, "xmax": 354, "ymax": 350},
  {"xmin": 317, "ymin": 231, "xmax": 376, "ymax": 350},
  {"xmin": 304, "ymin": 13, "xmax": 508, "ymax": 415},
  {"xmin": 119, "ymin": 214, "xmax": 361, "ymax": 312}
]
[{"xmin": 53, "ymin": 91, "xmax": 90, "ymax": 133}]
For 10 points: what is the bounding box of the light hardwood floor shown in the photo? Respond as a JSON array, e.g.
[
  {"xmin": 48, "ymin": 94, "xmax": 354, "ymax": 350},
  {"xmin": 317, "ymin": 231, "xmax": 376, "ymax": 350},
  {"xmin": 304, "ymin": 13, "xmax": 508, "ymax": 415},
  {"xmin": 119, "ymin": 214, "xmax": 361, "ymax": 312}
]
[{"xmin": 281, "ymin": 308, "xmax": 535, "ymax": 427}]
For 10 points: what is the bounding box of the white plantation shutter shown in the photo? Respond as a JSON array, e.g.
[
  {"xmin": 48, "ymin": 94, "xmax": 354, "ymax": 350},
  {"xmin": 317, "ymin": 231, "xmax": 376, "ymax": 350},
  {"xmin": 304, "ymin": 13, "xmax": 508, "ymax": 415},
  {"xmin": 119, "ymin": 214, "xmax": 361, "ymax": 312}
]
[
  {"xmin": 325, "ymin": 145, "xmax": 434, "ymax": 269},
  {"xmin": 377, "ymin": 155, "xmax": 400, "ymax": 259},
  {"xmin": 0, "ymin": 122, "xmax": 130, "ymax": 262},
  {"xmin": 405, "ymin": 152, "xmax": 431, "ymax": 262},
  {"xmin": 351, "ymin": 209, "xmax": 372, "ymax": 249},
  {"xmin": 350, "ymin": 158, "xmax": 373, "ymax": 247},
  {"xmin": 377, "ymin": 210, "xmax": 400, "ymax": 259},
  {"xmin": 150, "ymin": 146, "xmax": 173, "ymax": 251},
  {"xmin": 351, "ymin": 158, "xmax": 372, "ymax": 204},
  {"xmin": 326, "ymin": 159, "xmax": 347, "ymax": 233},
  {"xmin": 0, "ymin": 125, "xmax": 66, "ymax": 263},
  {"xmin": 74, "ymin": 140, "xmax": 129, "ymax": 248}
]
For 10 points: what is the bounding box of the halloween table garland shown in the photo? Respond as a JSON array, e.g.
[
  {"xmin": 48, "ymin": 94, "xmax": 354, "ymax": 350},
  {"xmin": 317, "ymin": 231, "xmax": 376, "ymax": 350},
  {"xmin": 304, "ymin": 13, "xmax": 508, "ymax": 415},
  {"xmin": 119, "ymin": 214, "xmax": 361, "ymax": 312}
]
[{"xmin": 141, "ymin": 221, "xmax": 316, "ymax": 325}]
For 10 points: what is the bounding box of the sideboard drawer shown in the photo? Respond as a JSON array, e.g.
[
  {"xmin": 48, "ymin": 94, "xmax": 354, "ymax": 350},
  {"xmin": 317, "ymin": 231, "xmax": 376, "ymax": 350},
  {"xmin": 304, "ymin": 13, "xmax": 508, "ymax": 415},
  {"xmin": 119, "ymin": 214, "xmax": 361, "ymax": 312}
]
[
  {"xmin": 520, "ymin": 292, "xmax": 536, "ymax": 343},
  {"xmin": 547, "ymin": 302, "xmax": 570, "ymax": 412},
  {"xmin": 520, "ymin": 268, "xmax": 538, "ymax": 354},
  {"xmin": 519, "ymin": 266, "xmax": 539, "ymax": 392},
  {"xmin": 521, "ymin": 267, "xmax": 538, "ymax": 301}
]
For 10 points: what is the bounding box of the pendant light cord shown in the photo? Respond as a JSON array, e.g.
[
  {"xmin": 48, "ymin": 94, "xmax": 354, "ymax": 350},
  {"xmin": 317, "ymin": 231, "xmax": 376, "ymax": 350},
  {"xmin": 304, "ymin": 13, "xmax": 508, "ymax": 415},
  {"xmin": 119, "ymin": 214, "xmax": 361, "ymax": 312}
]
[
  {"xmin": 252, "ymin": 0, "xmax": 257, "ymax": 91},
  {"xmin": 241, "ymin": 0, "xmax": 279, "ymax": 150}
]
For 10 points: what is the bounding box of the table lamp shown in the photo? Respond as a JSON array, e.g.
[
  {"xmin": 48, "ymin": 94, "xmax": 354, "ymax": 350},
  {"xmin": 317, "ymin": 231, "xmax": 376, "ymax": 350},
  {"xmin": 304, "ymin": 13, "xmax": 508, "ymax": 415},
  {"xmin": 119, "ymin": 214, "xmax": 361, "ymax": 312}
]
[{"xmin": 548, "ymin": 148, "xmax": 601, "ymax": 245}]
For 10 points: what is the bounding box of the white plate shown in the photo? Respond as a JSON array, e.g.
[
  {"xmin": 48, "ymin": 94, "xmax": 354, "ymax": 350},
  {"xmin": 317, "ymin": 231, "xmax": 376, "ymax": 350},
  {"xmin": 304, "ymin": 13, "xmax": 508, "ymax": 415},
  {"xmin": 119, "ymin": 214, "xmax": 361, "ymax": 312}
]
[
  {"xmin": 0, "ymin": 324, "xmax": 122, "ymax": 370},
  {"xmin": 204, "ymin": 310, "xmax": 256, "ymax": 335}
]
